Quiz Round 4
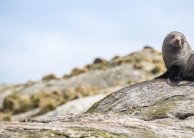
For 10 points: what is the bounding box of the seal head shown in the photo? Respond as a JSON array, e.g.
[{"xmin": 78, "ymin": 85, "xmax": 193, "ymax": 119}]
[{"xmin": 163, "ymin": 31, "xmax": 186, "ymax": 50}]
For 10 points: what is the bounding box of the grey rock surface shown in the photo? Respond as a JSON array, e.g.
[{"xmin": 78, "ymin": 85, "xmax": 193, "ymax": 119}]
[
  {"xmin": 88, "ymin": 79, "xmax": 194, "ymax": 120},
  {"xmin": 1, "ymin": 113, "xmax": 194, "ymax": 138},
  {"xmin": 1, "ymin": 79, "xmax": 194, "ymax": 137}
]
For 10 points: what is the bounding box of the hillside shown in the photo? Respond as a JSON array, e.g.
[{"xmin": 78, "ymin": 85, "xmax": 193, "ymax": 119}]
[{"xmin": 0, "ymin": 46, "xmax": 165, "ymax": 121}]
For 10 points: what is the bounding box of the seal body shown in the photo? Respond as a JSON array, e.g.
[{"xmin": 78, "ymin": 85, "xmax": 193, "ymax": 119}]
[
  {"xmin": 162, "ymin": 31, "xmax": 193, "ymax": 71},
  {"xmin": 155, "ymin": 31, "xmax": 194, "ymax": 85},
  {"xmin": 181, "ymin": 54, "xmax": 194, "ymax": 80}
]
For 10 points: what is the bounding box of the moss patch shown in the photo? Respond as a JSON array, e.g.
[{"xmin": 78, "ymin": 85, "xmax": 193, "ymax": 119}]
[
  {"xmin": 86, "ymin": 100, "xmax": 101, "ymax": 113},
  {"xmin": 185, "ymin": 126, "xmax": 194, "ymax": 133},
  {"xmin": 143, "ymin": 105, "xmax": 170, "ymax": 120},
  {"xmin": 50, "ymin": 128, "xmax": 128, "ymax": 138},
  {"xmin": 15, "ymin": 130, "xmax": 64, "ymax": 138},
  {"xmin": 141, "ymin": 96, "xmax": 185, "ymax": 120}
]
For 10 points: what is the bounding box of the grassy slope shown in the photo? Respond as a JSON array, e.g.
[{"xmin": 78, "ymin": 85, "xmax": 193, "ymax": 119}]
[{"xmin": 0, "ymin": 47, "xmax": 165, "ymax": 121}]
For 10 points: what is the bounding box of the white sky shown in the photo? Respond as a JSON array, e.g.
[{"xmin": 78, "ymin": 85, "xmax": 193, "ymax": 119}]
[{"xmin": 1, "ymin": 0, "xmax": 194, "ymax": 83}]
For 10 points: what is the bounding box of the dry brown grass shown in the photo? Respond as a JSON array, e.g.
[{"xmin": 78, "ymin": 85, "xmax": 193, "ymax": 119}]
[{"xmin": 1, "ymin": 85, "xmax": 100, "ymax": 121}]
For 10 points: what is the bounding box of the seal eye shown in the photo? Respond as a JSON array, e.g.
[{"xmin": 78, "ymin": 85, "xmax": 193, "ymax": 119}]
[
  {"xmin": 171, "ymin": 35, "xmax": 175, "ymax": 39},
  {"xmin": 181, "ymin": 39, "xmax": 184, "ymax": 44}
]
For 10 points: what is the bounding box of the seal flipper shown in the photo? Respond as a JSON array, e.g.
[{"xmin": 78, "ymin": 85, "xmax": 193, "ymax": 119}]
[
  {"xmin": 155, "ymin": 65, "xmax": 183, "ymax": 85},
  {"xmin": 167, "ymin": 65, "xmax": 183, "ymax": 85},
  {"xmin": 167, "ymin": 71, "xmax": 183, "ymax": 85}
]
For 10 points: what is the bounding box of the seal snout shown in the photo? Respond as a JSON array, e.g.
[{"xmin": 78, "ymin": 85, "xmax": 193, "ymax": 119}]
[
  {"xmin": 171, "ymin": 36, "xmax": 183, "ymax": 48},
  {"xmin": 174, "ymin": 39, "xmax": 180, "ymax": 44}
]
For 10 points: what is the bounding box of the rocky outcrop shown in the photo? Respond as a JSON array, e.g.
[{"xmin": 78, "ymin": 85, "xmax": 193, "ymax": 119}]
[
  {"xmin": 88, "ymin": 79, "xmax": 194, "ymax": 120},
  {"xmin": 2, "ymin": 113, "xmax": 194, "ymax": 138},
  {"xmin": 1, "ymin": 79, "xmax": 194, "ymax": 137}
]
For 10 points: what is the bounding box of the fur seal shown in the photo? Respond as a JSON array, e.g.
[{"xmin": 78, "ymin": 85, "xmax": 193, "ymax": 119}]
[
  {"xmin": 168, "ymin": 54, "xmax": 194, "ymax": 84},
  {"xmin": 155, "ymin": 31, "xmax": 193, "ymax": 85},
  {"xmin": 179, "ymin": 54, "xmax": 194, "ymax": 81}
]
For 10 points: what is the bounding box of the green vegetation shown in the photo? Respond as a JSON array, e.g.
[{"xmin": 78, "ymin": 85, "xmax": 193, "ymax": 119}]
[
  {"xmin": 32, "ymin": 91, "xmax": 65, "ymax": 115},
  {"xmin": 142, "ymin": 96, "xmax": 184, "ymax": 120},
  {"xmin": 63, "ymin": 47, "xmax": 165, "ymax": 79},
  {"xmin": 87, "ymin": 100, "xmax": 101, "ymax": 113},
  {"xmin": 64, "ymin": 67, "xmax": 89, "ymax": 79},
  {"xmin": 0, "ymin": 85, "xmax": 99, "ymax": 121},
  {"xmin": 3, "ymin": 93, "xmax": 34, "ymax": 114},
  {"xmin": 49, "ymin": 128, "xmax": 128, "ymax": 138},
  {"xmin": 151, "ymin": 64, "xmax": 164, "ymax": 74},
  {"xmin": 143, "ymin": 105, "xmax": 170, "ymax": 120},
  {"xmin": 42, "ymin": 74, "xmax": 57, "ymax": 81},
  {"xmin": 0, "ymin": 47, "xmax": 166, "ymax": 121},
  {"xmin": 0, "ymin": 113, "xmax": 11, "ymax": 121}
]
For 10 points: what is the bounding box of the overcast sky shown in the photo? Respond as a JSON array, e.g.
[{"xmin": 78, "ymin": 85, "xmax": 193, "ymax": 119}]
[{"xmin": 1, "ymin": 0, "xmax": 194, "ymax": 84}]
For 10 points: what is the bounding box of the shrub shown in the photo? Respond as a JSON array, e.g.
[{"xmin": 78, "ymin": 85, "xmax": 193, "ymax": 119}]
[
  {"xmin": 3, "ymin": 93, "xmax": 33, "ymax": 114},
  {"xmin": 36, "ymin": 91, "xmax": 65, "ymax": 115},
  {"xmin": 151, "ymin": 64, "xmax": 165, "ymax": 74},
  {"xmin": 0, "ymin": 113, "xmax": 11, "ymax": 121},
  {"xmin": 93, "ymin": 58, "xmax": 107, "ymax": 64},
  {"xmin": 42, "ymin": 74, "xmax": 57, "ymax": 81}
]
